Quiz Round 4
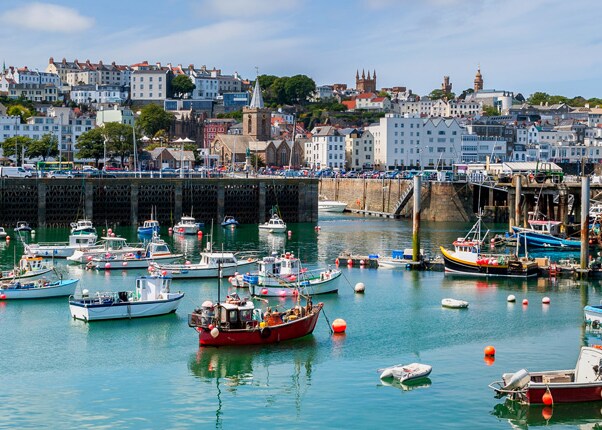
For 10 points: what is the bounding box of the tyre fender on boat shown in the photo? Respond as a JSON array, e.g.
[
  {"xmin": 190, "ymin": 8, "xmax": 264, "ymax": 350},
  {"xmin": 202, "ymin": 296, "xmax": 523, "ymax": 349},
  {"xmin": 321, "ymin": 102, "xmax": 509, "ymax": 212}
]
[{"xmin": 260, "ymin": 327, "xmax": 272, "ymax": 338}]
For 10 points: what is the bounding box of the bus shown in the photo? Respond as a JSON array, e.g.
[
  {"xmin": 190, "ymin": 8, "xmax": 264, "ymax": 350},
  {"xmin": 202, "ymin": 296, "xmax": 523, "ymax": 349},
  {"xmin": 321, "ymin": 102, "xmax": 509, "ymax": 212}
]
[{"xmin": 36, "ymin": 161, "xmax": 75, "ymax": 173}]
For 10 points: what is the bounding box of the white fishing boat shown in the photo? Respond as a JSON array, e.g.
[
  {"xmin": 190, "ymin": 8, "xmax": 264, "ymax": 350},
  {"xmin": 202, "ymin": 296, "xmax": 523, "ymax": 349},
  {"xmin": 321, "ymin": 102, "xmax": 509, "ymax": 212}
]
[
  {"xmin": 25, "ymin": 232, "xmax": 99, "ymax": 258},
  {"xmin": 230, "ymin": 251, "xmax": 341, "ymax": 297},
  {"xmin": 93, "ymin": 234, "xmax": 182, "ymax": 270},
  {"xmin": 584, "ymin": 301, "xmax": 602, "ymax": 325},
  {"xmin": 379, "ymin": 363, "xmax": 433, "ymax": 382},
  {"xmin": 0, "ymin": 278, "xmax": 78, "ymax": 299},
  {"xmin": 173, "ymin": 215, "xmax": 202, "ymax": 235},
  {"xmin": 151, "ymin": 244, "xmax": 256, "ymax": 279},
  {"xmin": 258, "ymin": 214, "xmax": 287, "ymax": 233},
  {"xmin": 67, "ymin": 237, "xmax": 144, "ymax": 264},
  {"xmin": 441, "ymin": 298, "xmax": 469, "ymax": 309},
  {"xmin": 0, "ymin": 227, "xmax": 7, "ymax": 239},
  {"xmin": 318, "ymin": 200, "xmax": 347, "ymax": 213},
  {"xmin": 0, "ymin": 255, "xmax": 54, "ymax": 281},
  {"xmin": 378, "ymin": 249, "xmax": 425, "ymax": 269},
  {"xmin": 70, "ymin": 219, "xmax": 96, "ymax": 235},
  {"xmin": 68, "ymin": 275, "xmax": 184, "ymax": 321}
]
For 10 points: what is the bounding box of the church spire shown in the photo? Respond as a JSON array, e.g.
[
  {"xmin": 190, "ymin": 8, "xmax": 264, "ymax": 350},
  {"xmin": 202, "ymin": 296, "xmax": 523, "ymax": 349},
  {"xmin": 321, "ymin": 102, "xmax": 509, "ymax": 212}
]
[{"xmin": 249, "ymin": 78, "xmax": 264, "ymax": 108}]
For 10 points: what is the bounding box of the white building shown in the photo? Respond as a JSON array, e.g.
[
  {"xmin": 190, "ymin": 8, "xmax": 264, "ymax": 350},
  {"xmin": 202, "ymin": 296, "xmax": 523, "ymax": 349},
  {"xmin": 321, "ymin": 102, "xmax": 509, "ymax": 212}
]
[
  {"xmin": 71, "ymin": 84, "xmax": 129, "ymax": 105},
  {"xmin": 466, "ymin": 90, "xmax": 514, "ymax": 114},
  {"xmin": 344, "ymin": 129, "xmax": 373, "ymax": 170},
  {"xmin": 355, "ymin": 93, "xmax": 391, "ymax": 112},
  {"xmin": 311, "ymin": 85, "xmax": 334, "ymax": 101},
  {"xmin": 187, "ymin": 68, "xmax": 219, "ymax": 100},
  {"xmin": 6, "ymin": 67, "xmax": 61, "ymax": 88},
  {"xmin": 96, "ymin": 106, "xmax": 135, "ymax": 127},
  {"xmin": 130, "ymin": 69, "xmax": 170, "ymax": 102},
  {"xmin": 460, "ymin": 135, "xmax": 508, "ymax": 163},
  {"xmin": 306, "ymin": 126, "xmax": 345, "ymax": 169}
]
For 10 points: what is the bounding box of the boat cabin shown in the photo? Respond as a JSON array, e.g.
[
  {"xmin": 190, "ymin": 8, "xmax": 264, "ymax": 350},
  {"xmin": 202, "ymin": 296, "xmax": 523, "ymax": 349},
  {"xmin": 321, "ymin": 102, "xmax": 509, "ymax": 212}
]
[
  {"xmin": 68, "ymin": 233, "xmax": 98, "ymax": 247},
  {"xmin": 136, "ymin": 276, "xmax": 172, "ymax": 301},
  {"xmin": 142, "ymin": 220, "xmax": 160, "ymax": 229},
  {"xmin": 527, "ymin": 220, "xmax": 562, "ymax": 236},
  {"xmin": 392, "ymin": 249, "xmax": 424, "ymax": 261},
  {"xmin": 452, "ymin": 238, "xmax": 481, "ymax": 253},
  {"xmin": 101, "ymin": 237, "xmax": 131, "ymax": 252},
  {"xmin": 145, "ymin": 237, "xmax": 172, "ymax": 257},
  {"xmin": 19, "ymin": 256, "xmax": 50, "ymax": 272},
  {"xmin": 70, "ymin": 219, "xmax": 95, "ymax": 234},
  {"xmin": 190, "ymin": 294, "xmax": 258, "ymax": 330},
  {"xmin": 200, "ymin": 252, "xmax": 238, "ymax": 266}
]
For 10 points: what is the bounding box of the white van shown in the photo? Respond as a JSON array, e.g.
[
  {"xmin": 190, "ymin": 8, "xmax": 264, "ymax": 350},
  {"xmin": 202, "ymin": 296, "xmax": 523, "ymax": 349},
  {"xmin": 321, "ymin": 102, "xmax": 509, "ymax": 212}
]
[{"xmin": 0, "ymin": 166, "xmax": 33, "ymax": 178}]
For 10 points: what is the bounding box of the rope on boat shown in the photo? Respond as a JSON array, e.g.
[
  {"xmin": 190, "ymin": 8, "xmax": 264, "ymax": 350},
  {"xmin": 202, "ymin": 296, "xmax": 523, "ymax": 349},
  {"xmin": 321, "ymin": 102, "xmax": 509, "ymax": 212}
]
[
  {"xmin": 321, "ymin": 307, "xmax": 334, "ymax": 334},
  {"xmin": 338, "ymin": 267, "xmax": 355, "ymax": 291}
]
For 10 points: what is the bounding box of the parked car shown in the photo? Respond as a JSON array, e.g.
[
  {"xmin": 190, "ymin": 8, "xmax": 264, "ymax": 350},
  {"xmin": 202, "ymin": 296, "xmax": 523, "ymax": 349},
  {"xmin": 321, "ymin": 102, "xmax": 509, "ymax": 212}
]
[
  {"xmin": 46, "ymin": 170, "xmax": 74, "ymax": 179},
  {"xmin": 84, "ymin": 171, "xmax": 117, "ymax": 178},
  {"xmin": 0, "ymin": 166, "xmax": 32, "ymax": 178}
]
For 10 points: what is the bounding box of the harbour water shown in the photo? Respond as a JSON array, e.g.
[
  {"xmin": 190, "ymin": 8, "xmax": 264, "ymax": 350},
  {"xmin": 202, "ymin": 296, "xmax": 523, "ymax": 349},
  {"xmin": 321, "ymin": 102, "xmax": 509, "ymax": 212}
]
[{"xmin": 1, "ymin": 214, "xmax": 600, "ymax": 429}]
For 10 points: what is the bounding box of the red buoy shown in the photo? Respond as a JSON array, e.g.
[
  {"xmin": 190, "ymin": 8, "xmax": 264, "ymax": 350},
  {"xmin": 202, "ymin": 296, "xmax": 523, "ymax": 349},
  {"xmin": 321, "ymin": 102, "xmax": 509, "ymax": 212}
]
[
  {"xmin": 542, "ymin": 389, "xmax": 554, "ymax": 406},
  {"xmin": 332, "ymin": 318, "xmax": 347, "ymax": 333},
  {"xmin": 0, "ymin": 294, "xmax": 6, "ymax": 300},
  {"xmin": 542, "ymin": 406, "xmax": 553, "ymax": 420},
  {"xmin": 484, "ymin": 345, "xmax": 496, "ymax": 356},
  {"xmin": 523, "ymin": 299, "xmax": 529, "ymax": 306},
  {"xmin": 261, "ymin": 288, "xmax": 268, "ymax": 295},
  {"xmin": 483, "ymin": 355, "xmax": 495, "ymax": 366}
]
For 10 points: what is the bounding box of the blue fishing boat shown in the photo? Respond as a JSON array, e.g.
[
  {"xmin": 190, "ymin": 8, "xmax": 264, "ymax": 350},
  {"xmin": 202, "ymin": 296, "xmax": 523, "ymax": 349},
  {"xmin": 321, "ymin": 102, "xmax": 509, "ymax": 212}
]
[
  {"xmin": 221, "ymin": 216, "xmax": 239, "ymax": 228},
  {"xmin": 512, "ymin": 220, "xmax": 580, "ymax": 249}
]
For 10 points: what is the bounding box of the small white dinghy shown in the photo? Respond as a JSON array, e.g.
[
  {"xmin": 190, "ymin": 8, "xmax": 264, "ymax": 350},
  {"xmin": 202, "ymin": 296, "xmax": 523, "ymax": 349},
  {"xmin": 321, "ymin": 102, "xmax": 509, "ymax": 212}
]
[
  {"xmin": 379, "ymin": 363, "xmax": 432, "ymax": 382},
  {"xmin": 441, "ymin": 298, "xmax": 469, "ymax": 309}
]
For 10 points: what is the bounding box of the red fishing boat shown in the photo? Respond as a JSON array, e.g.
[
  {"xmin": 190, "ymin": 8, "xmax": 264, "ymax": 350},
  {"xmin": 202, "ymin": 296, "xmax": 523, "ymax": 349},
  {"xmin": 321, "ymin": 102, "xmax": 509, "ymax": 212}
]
[
  {"xmin": 188, "ymin": 292, "xmax": 323, "ymax": 346},
  {"xmin": 489, "ymin": 347, "xmax": 602, "ymax": 404}
]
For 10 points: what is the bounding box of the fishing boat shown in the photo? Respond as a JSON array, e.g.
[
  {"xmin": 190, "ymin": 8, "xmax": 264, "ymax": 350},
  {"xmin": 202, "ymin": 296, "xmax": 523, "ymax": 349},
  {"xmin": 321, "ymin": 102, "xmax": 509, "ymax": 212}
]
[
  {"xmin": 221, "ymin": 216, "xmax": 239, "ymax": 228},
  {"xmin": 584, "ymin": 301, "xmax": 602, "ymax": 325},
  {"xmin": 14, "ymin": 221, "xmax": 32, "ymax": 233},
  {"xmin": 258, "ymin": 214, "xmax": 287, "ymax": 233},
  {"xmin": 488, "ymin": 346, "xmax": 602, "ymax": 404},
  {"xmin": 441, "ymin": 298, "xmax": 469, "ymax": 309},
  {"xmin": 93, "ymin": 233, "xmax": 182, "ymax": 270},
  {"xmin": 173, "ymin": 215, "xmax": 202, "ymax": 235},
  {"xmin": 379, "ymin": 363, "xmax": 433, "ymax": 382},
  {"xmin": 138, "ymin": 219, "xmax": 160, "ymax": 236},
  {"xmin": 67, "ymin": 236, "xmax": 144, "ymax": 264},
  {"xmin": 378, "ymin": 249, "xmax": 425, "ymax": 269},
  {"xmin": 25, "ymin": 232, "xmax": 99, "ymax": 258},
  {"xmin": 318, "ymin": 200, "xmax": 347, "ymax": 213},
  {"xmin": 188, "ymin": 291, "xmax": 324, "ymax": 347},
  {"xmin": 229, "ymin": 251, "xmax": 341, "ymax": 297},
  {"xmin": 512, "ymin": 220, "xmax": 581, "ymax": 249},
  {"xmin": 68, "ymin": 275, "xmax": 184, "ymax": 321},
  {"xmin": 0, "ymin": 227, "xmax": 7, "ymax": 239},
  {"xmin": 440, "ymin": 214, "xmax": 538, "ymax": 278},
  {"xmin": 0, "ymin": 255, "xmax": 54, "ymax": 281},
  {"xmin": 151, "ymin": 243, "xmax": 256, "ymax": 279},
  {"xmin": 70, "ymin": 219, "xmax": 96, "ymax": 235},
  {"xmin": 0, "ymin": 278, "xmax": 78, "ymax": 299}
]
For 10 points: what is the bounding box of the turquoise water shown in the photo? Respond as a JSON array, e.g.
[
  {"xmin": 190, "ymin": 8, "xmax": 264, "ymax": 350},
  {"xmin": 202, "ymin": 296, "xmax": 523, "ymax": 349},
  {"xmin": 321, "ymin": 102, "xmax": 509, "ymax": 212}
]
[{"xmin": 0, "ymin": 215, "xmax": 600, "ymax": 429}]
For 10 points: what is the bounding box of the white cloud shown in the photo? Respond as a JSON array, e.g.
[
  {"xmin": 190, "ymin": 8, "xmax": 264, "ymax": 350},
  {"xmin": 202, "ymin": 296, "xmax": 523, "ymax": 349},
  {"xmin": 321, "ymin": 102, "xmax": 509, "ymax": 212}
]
[
  {"xmin": 0, "ymin": 2, "xmax": 94, "ymax": 33},
  {"xmin": 197, "ymin": 0, "xmax": 300, "ymax": 17}
]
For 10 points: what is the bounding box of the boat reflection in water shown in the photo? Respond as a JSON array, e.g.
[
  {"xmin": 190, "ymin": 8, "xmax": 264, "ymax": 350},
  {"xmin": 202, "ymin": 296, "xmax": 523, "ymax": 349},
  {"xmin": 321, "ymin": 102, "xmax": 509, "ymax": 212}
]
[
  {"xmin": 492, "ymin": 399, "xmax": 602, "ymax": 428},
  {"xmin": 188, "ymin": 340, "xmax": 317, "ymax": 427},
  {"xmin": 379, "ymin": 377, "xmax": 432, "ymax": 393}
]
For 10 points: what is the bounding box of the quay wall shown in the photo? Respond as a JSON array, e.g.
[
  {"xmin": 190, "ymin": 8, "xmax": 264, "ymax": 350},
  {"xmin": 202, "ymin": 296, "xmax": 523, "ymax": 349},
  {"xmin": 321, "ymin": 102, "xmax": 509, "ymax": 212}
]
[
  {"xmin": 319, "ymin": 178, "xmax": 475, "ymax": 221},
  {"xmin": 0, "ymin": 178, "xmax": 318, "ymax": 228}
]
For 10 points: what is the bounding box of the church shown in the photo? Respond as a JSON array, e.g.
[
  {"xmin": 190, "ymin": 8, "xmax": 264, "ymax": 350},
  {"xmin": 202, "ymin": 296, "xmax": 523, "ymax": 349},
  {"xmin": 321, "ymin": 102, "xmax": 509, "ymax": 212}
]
[{"xmin": 356, "ymin": 69, "xmax": 377, "ymax": 94}]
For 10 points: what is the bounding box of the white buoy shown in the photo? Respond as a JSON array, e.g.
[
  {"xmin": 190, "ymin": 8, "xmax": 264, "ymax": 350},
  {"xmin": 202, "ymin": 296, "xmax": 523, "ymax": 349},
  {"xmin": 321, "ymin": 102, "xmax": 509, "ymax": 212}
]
[
  {"xmin": 507, "ymin": 294, "xmax": 516, "ymax": 302},
  {"xmin": 210, "ymin": 327, "xmax": 220, "ymax": 338},
  {"xmin": 542, "ymin": 297, "xmax": 551, "ymax": 304},
  {"xmin": 82, "ymin": 289, "xmax": 89, "ymax": 297},
  {"xmin": 354, "ymin": 282, "xmax": 365, "ymax": 293},
  {"xmin": 31, "ymin": 230, "xmax": 36, "ymax": 235}
]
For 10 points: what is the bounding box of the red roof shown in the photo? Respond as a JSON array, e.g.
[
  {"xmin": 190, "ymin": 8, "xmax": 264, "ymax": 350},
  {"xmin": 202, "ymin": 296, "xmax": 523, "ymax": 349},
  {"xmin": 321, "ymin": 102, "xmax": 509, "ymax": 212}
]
[
  {"xmin": 372, "ymin": 97, "xmax": 385, "ymax": 102},
  {"xmin": 342, "ymin": 100, "xmax": 356, "ymax": 110},
  {"xmin": 356, "ymin": 92, "xmax": 376, "ymax": 99}
]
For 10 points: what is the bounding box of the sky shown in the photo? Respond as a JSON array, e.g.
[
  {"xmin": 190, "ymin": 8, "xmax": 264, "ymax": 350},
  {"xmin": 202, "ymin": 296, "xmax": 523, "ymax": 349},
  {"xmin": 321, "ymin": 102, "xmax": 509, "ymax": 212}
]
[{"xmin": 0, "ymin": 0, "xmax": 600, "ymax": 99}]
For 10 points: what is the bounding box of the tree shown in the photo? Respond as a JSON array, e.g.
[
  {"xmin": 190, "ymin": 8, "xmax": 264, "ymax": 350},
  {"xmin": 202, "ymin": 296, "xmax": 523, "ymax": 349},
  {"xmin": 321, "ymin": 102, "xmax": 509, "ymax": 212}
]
[
  {"xmin": 482, "ymin": 106, "xmax": 500, "ymax": 116},
  {"xmin": 76, "ymin": 128, "xmax": 105, "ymax": 167},
  {"xmin": 137, "ymin": 104, "xmax": 174, "ymax": 137},
  {"xmin": 527, "ymin": 92, "xmax": 550, "ymax": 105},
  {"xmin": 104, "ymin": 122, "xmax": 134, "ymax": 167},
  {"xmin": 6, "ymin": 104, "xmax": 32, "ymax": 123},
  {"xmin": 285, "ymin": 75, "xmax": 316, "ymax": 104},
  {"xmin": 171, "ymin": 74, "xmax": 196, "ymax": 99},
  {"xmin": 428, "ymin": 89, "xmax": 454, "ymax": 101},
  {"xmin": 1, "ymin": 136, "xmax": 33, "ymax": 164},
  {"xmin": 27, "ymin": 134, "xmax": 58, "ymax": 160}
]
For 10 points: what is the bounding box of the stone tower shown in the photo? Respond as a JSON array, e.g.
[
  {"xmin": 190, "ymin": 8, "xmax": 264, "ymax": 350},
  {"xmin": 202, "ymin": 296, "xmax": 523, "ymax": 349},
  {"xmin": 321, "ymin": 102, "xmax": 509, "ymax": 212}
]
[
  {"xmin": 474, "ymin": 66, "xmax": 483, "ymax": 92},
  {"xmin": 356, "ymin": 69, "xmax": 377, "ymax": 94},
  {"xmin": 243, "ymin": 79, "xmax": 271, "ymax": 141},
  {"xmin": 441, "ymin": 76, "xmax": 452, "ymax": 94}
]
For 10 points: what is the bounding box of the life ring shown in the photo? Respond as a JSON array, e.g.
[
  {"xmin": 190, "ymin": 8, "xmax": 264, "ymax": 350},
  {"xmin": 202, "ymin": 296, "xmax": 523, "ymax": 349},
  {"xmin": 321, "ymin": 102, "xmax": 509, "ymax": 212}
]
[{"xmin": 260, "ymin": 327, "xmax": 272, "ymax": 338}]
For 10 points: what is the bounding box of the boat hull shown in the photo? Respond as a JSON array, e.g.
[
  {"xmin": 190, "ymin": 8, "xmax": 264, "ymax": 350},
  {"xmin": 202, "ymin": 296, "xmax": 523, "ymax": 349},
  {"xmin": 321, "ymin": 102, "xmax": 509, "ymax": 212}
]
[
  {"xmin": 0, "ymin": 279, "xmax": 78, "ymax": 299},
  {"xmin": 526, "ymin": 383, "xmax": 602, "ymax": 404},
  {"xmin": 137, "ymin": 226, "xmax": 159, "ymax": 235},
  {"xmin": 584, "ymin": 305, "xmax": 602, "ymax": 324},
  {"xmin": 69, "ymin": 293, "xmax": 184, "ymax": 321},
  {"xmin": 173, "ymin": 225, "xmax": 199, "ymax": 235},
  {"xmin": 197, "ymin": 304, "xmax": 322, "ymax": 346},
  {"xmin": 94, "ymin": 254, "xmax": 182, "ymax": 270},
  {"xmin": 156, "ymin": 260, "xmax": 256, "ymax": 279},
  {"xmin": 0, "ymin": 267, "xmax": 54, "ymax": 282},
  {"xmin": 440, "ymin": 247, "xmax": 538, "ymax": 278},
  {"xmin": 258, "ymin": 226, "xmax": 287, "ymax": 233},
  {"xmin": 248, "ymin": 271, "xmax": 341, "ymax": 297},
  {"xmin": 318, "ymin": 201, "xmax": 347, "ymax": 213},
  {"xmin": 513, "ymin": 227, "xmax": 581, "ymax": 249}
]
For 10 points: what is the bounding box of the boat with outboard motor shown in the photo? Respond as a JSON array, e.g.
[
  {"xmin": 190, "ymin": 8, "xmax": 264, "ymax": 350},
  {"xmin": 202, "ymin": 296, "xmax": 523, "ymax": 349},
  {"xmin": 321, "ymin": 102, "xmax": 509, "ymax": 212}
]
[
  {"xmin": 489, "ymin": 346, "xmax": 602, "ymax": 404},
  {"xmin": 229, "ymin": 251, "xmax": 341, "ymax": 297},
  {"xmin": 0, "ymin": 277, "xmax": 78, "ymax": 299},
  {"xmin": 440, "ymin": 213, "xmax": 538, "ymax": 278},
  {"xmin": 258, "ymin": 214, "xmax": 287, "ymax": 233},
  {"xmin": 92, "ymin": 233, "xmax": 182, "ymax": 270},
  {"xmin": 318, "ymin": 200, "xmax": 347, "ymax": 213},
  {"xmin": 173, "ymin": 215, "xmax": 202, "ymax": 235},
  {"xmin": 69, "ymin": 275, "xmax": 184, "ymax": 321},
  {"xmin": 512, "ymin": 220, "xmax": 580, "ymax": 249},
  {"xmin": 441, "ymin": 298, "xmax": 469, "ymax": 309},
  {"xmin": 221, "ymin": 216, "xmax": 239, "ymax": 228},
  {"xmin": 379, "ymin": 363, "xmax": 433, "ymax": 382},
  {"xmin": 67, "ymin": 236, "xmax": 145, "ymax": 264}
]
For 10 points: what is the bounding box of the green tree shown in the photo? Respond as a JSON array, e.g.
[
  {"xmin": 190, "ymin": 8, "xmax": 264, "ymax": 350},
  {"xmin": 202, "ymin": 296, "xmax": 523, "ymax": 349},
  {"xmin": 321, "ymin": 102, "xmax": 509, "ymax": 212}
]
[
  {"xmin": 428, "ymin": 89, "xmax": 454, "ymax": 100},
  {"xmin": 1, "ymin": 136, "xmax": 33, "ymax": 164},
  {"xmin": 27, "ymin": 134, "xmax": 59, "ymax": 160},
  {"xmin": 76, "ymin": 128, "xmax": 105, "ymax": 167},
  {"xmin": 285, "ymin": 75, "xmax": 316, "ymax": 104},
  {"xmin": 6, "ymin": 104, "xmax": 32, "ymax": 123},
  {"xmin": 103, "ymin": 122, "xmax": 134, "ymax": 167},
  {"xmin": 527, "ymin": 92, "xmax": 550, "ymax": 105},
  {"xmin": 482, "ymin": 106, "xmax": 500, "ymax": 116},
  {"xmin": 171, "ymin": 74, "xmax": 196, "ymax": 99},
  {"xmin": 137, "ymin": 104, "xmax": 174, "ymax": 137},
  {"xmin": 271, "ymin": 77, "xmax": 288, "ymax": 104}
]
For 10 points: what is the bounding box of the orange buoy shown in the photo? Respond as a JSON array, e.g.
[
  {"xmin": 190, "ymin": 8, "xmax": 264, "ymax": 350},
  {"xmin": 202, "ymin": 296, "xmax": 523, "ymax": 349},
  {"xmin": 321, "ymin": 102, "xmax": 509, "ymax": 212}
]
[
  {"xmin": 523, "ymin": 299, "xmax": 529, "ymax": 306},
  {"xmin": 483, "ymin": 355, "xmax": 495, "ymax": 366},
  {"xmin": 542, "ymin": 388, "xmax": 554, "ymax": 406},
  {"xmin": 484, "ymin": 345, "xmax": 496, "ymax": 356},
  {"xmin": 542, "ymin": 406, "xmax": 553, "ymax": 420},
  {"xmin": 332, "ymin": 318, "xmax": 347, "ymax": 333},
  {"xmin": 542, "ymin": 297, "xmax": 550, "ymax": 304}
]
